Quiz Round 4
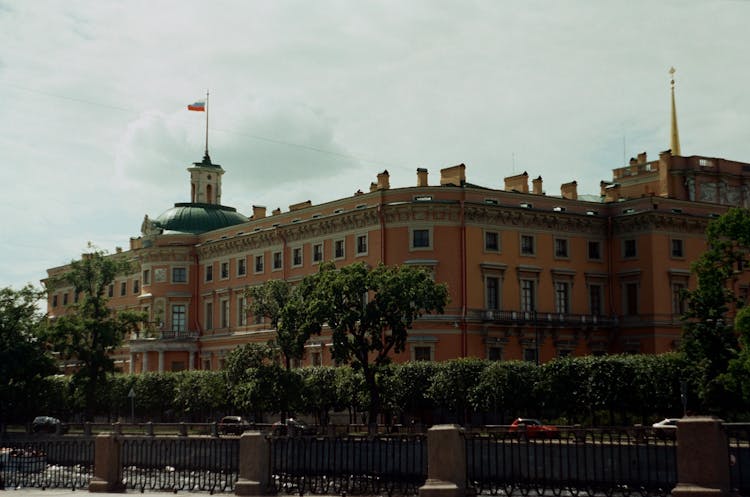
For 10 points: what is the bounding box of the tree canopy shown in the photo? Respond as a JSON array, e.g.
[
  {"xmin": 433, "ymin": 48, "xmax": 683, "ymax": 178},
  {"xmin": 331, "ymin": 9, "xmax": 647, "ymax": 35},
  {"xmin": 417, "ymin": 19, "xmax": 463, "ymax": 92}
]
[
  {"xmin": 44, "ymin": 249, "xmax": 146, "ymax": 418},
  {"xmin": 682, "ymin": 207, "xmax": 750, "ymax": 411},
  {"xmin": 0, "ymin": 285, "xmax": 56, "ymax": 422},
  {"xmin": 299, "ymin": 261, "xmax": 449, "ymax": 425}
]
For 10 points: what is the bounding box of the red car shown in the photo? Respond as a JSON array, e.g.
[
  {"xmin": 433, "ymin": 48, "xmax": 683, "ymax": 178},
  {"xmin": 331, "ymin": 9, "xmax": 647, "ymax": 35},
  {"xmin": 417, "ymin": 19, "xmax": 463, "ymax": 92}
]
[{"xmin": 508, "ymin": 418, "xmax": 559, "ymax": 439}]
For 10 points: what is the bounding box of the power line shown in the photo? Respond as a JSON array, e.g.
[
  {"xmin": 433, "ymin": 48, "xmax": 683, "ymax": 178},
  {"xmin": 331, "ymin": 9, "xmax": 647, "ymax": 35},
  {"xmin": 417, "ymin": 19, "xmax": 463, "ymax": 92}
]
[{"xmin": 3, "ymin": 82, "xmax": 407, "ymax": 171}]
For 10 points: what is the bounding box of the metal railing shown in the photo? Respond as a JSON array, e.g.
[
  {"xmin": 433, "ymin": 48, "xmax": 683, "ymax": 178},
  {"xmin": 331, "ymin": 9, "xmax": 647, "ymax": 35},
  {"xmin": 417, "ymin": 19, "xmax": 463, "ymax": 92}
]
[
  {"xmin": 120, "ymin": 436, "xmax": 239, "ymax": 493},
  {"xmin": 268, "ymin": 433, "xmax": 427, "ymax": 496},
  {"xmin": 0, "ymin": 436, "xmax": 94, "ymax": 490},
  {"xmin": 482, "ymin": 310, "xmax": 617, "ymax": 328},
  {"xmin": 725, "ymin": 423, "xmax": 750, "ymax": 495},
  {"xmin": 466, "ymin": 426, "xmax": 676, "ymax": 497}
]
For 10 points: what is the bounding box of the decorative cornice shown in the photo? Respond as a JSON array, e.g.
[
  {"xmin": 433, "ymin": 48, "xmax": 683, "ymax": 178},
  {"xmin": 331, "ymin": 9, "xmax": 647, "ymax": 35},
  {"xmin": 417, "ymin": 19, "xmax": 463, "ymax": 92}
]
[
  {"xmin": 463, "ymin": 204, "xmax": 606, "ymax": 234},
  {"xmin": 613, "ymin": 211, "xmax": 709, "ymax": 235}
]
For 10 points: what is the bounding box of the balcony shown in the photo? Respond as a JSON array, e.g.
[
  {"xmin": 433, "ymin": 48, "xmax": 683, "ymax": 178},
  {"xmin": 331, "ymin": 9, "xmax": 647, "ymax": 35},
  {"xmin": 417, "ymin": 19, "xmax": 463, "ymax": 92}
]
[{"xmin": 481, "ymin": 310, "xmax": 616, "ymax": 328}]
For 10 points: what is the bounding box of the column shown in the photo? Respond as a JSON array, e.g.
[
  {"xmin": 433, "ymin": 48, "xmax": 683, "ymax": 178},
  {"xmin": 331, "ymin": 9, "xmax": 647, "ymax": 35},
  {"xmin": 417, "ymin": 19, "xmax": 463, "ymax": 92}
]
[
  {"xmin": 158, "ymin": 350, "xmax": 165, "ymax": 372},
  {"xmin": 419, "ymin": 424, "xmax": 466, "ymax": 497},
  {"xmin": 129, "ymin": 353, "xmax": 135, "ymax": 374},
  {"xmin": 142, "ymin": 351, "xmax": 149, "ymax": 372},
  {"xmin": 188, "ymin": 351, "xmax": 195, "ymax": 371}
]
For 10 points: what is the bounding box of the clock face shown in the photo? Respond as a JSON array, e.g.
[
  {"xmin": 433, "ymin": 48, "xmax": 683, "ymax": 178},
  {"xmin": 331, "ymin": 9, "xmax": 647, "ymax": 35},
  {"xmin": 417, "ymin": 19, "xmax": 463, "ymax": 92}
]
[{"xmin": 154, "ymin": 268, "xmax": 166, "ymax": 282}]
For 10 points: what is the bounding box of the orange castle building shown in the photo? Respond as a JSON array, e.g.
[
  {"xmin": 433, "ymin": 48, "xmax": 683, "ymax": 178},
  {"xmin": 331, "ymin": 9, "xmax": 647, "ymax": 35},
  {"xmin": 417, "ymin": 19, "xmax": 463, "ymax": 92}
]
[{"xmin": 43, "ymin": 75, "xmax": 750, "ymax": 373}]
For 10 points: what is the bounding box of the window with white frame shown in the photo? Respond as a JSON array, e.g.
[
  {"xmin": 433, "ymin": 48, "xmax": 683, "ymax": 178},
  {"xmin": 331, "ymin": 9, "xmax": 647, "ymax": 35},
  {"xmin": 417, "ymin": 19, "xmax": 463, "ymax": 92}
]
[
  {"xmin": 292, "ymin": 247, "xmax": 303, "ymax": 267},
  {"xmin": 254, "ymin": 254, "xmax": 264, "ymax": 273},
  {"xmin": 172, "ymin": 267, "xmax": 187, "ymax": 283},
  {"xmin": 237, "ymin": 258, "xmax": 247, "ymax": 276},
  {"xmin": 485, "ymin": 231, "xmax": 500, "ymax": 252},
  {"xmin": 143, "ymin": 269, "xmax": 151, "ymax": 285},
  {"xmin": 588, "ymin": 241, "xmax": 602, "ymax": 260},
  {"xmin": 589, "ymin": 284, "xmax": 603, "ymax": 316},
  {"xmin": 334, "ymin": 239, "xmax": 345, "ymax": 259},
  {"xmin": 220, "ymin": 261, "xmax": 229, "ymax": 279},
  {"xmin": 411, "ymin": 228, "xmax": 431, "ymax": 249},
  {"xmin": 485, "ymin": 276, "xmax": 500, "ymax": 310},
  {"xmin": 312, "ymin": 243, "xmax": 323, "ymax": 263},
  {"xmin": 220, "ymin": 299, "xmax": 230, "ymax": 328},
  {"xmin": 273, "ymin": 251, "xmax": 283, "ymax": 270},
  {"xmin": 672, "ymin": 282, "xmax": 687, "ymax": 315},
  {"xmin": 237, "ymin": 296, "xmax": 247, "ymax": 326},
  {"xmin": 488, "ymin": 346, "xmax": 503, "ymax": 361},
  {"xmin": 520, "ymin": 234, "xmax": 535, "ymax": 256},
  {"xmin": 412, "ymin": 345, "xmax": 433, "ymax": 361},
  {"xmin": 554, "ymin": 281, "xmax": 571, "ymax": 314},
  {"xmin": 205, "ymin": 264, "xmax": 213, "ymax": 282},
  {"xmin": 356, "ymin": 234, "xmax": 368, "ymax": 256},
  {"xmin": 520, "ymin": 279, "xmax": 536, "ymax": 312},
  {"xmin": 310, "ymin": 350, "xmax": 322, "ymax": 367},
  {"xmin": 133, "ymin": 279, "xmax": 140, "ymax": 294},
  {"xmin": 671, "ymin": 239, "xmax": 684, "ymax": 258},
  {"xmin": 205, "ymin": 301, "xmax": 213, "ymax": 330},
  {"xmin": 172, "ymin": 304, "xmax": 187, "ymax": 332},
  {"xmin": 554, "ymin": 238, "xmax": 569, "ymax": 258}
]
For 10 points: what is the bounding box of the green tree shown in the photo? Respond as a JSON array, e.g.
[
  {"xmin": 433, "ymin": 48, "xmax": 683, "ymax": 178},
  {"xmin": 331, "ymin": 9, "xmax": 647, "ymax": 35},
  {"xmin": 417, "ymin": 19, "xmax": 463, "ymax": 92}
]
[
  {"xmin": 0, "ymin": 285, "xmax": 56, "ymax": 422},
  {"xmin": 247, "ymin": 280, "xmax": 312, "ymax": 370},
  {"xmin": 301, "ymin": 262, "xmax": 449, "ymax": 426},
  {"xmin": 681, "ymin": 208, "xmax": 750, "ymax": 411},
  {"xmin": 428, "ymin": 358, "xmax": 487, "ymax": 424},
  {"xmin": 45, "ymin": 249, "xmax": 146, "ymax": 419}
]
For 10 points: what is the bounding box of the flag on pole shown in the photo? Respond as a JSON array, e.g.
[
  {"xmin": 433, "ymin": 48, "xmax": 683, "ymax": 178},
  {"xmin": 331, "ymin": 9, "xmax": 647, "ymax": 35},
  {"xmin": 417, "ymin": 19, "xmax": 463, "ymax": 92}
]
[{"xmin": 187, "ymin": 101, "xmax": 206, "ymax": 112}]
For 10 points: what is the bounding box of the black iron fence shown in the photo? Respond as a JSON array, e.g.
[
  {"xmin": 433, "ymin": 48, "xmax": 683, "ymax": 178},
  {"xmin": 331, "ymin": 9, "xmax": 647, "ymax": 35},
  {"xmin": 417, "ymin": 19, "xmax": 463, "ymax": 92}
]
[
  {"xmin": 268, "ymin": 433, "xmax": 427, "ymax": 496},
  {"xmin": 725, "ymin": 423, "xmax": 750, "ymax": 495},
  {"xmin": 120, "ymin": 436, "xmax": 239, "ymax": 493},
  {"xmin": 0, "ymin": 436, "xmax": 94, "ymax": 490},
  {"xmin": 466, "ymin": 426, "xmax": 677, "ymax": 497}
]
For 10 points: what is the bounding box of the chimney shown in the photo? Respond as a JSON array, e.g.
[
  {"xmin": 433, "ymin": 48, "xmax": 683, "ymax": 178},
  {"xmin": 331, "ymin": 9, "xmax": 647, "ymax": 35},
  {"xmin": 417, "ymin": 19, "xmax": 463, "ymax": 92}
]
[
  {"xmin": 504, "ymin": 171, "xmax": 529, "ymax": 193},
  {"xmin": 272, "ymin": 208, "xmax": 281, "ymax": 215},
  {"xmin": 289, "ymin": 200, "xmax": 312, "ymax": 212},
  {"xmin": 252, "ymin": 205, "xmax": 266, "ymax": 219},
  {"xmin": 417, "ymin": 168, "xmax": 428, "ymax": 187},
  {"xmin": 369, "ymin": 182, "xmax": 378, "ymax": 192},
  {"xmin": 377, "ymin": 170, "xmax": 390, "ymax": 190},
  {"xmin": 115, "ymin": 246, "xmax": 123, "ymax": 254},
  {"xmin": 561, "ymin": 181, "xmax": 578, "ymax": 200},
  {"xmin": 637, "ymin": 151, "xmax": 647, "ymax": 164},
  {"xmin": 440, "ymin": 164, "xmax": 466, "ymax": 186},
  {"xmin": 532, "ymin": 176, "xmax": 543, "ymax": 195}
]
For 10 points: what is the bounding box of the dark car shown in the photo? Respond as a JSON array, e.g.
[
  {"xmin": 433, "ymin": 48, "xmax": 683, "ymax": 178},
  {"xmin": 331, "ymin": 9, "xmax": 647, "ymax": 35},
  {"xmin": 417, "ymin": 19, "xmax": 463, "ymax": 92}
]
[
  {"xmin": 272, "ymin": 418, "xmax": 315, "ymax": 436},
  {"xmin": 219, "ymin": 416, "xmax": 250, "ymax": 435},
  {"xmin": 32, "ymin": 416, "xmax": 67, "ymax": 434},
  {"xmin": 508, "ymin": 418, "xmax": 559, "ymax": 439}
]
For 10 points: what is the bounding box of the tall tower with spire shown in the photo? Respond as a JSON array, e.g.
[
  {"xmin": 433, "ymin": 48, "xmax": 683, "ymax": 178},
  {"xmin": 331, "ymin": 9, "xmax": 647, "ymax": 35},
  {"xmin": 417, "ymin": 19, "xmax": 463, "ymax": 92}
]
[{"xmin": 669, "ymin": 67, "xmax": 681, "ymax": 156}]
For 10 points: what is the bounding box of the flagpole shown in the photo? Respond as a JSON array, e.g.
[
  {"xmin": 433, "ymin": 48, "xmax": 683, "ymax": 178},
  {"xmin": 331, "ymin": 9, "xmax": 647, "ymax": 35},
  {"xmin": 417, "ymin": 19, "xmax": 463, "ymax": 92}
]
[{"xmin": 204, "ymin": 90, "xmax": 210, "ymax": 157}]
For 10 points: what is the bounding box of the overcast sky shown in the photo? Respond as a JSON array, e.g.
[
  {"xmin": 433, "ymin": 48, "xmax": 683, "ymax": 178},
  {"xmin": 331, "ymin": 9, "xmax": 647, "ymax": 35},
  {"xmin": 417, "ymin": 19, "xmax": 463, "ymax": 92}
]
[{"xmin": 1, "ymin": 0, "xmax": 749, "ymax": 293}]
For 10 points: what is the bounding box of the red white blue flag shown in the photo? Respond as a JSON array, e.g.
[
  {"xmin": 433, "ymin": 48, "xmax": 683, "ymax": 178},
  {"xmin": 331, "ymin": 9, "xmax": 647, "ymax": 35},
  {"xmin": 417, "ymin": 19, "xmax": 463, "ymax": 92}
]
[{"xmin": 187, "ymin": 101, "xmax": 205, "ymax": 111}]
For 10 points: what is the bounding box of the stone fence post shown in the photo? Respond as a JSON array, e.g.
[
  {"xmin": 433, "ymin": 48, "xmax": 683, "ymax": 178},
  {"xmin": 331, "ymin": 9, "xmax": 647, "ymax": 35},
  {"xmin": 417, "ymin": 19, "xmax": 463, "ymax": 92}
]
[
  {"xmin": 672, "ymin": 416, "xmax": 730, "ymax": 497},
  {"xmin": 419, "ymin": 424, "xmax": 466, "ymax": 497},
  {"xmin": 234, "ymin": 431, "xmax": 270, "ymax": 496},
  {"xmin": 88, "ymin": 432, "xmax": 124, "ymax": 493}
]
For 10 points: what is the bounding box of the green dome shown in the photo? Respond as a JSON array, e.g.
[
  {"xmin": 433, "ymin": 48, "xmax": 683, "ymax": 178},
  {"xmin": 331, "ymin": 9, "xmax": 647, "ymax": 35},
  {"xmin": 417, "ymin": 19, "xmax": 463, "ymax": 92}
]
[{"xmin": 154, "ymin": 203, "xmax": 247, "ymax": 235}]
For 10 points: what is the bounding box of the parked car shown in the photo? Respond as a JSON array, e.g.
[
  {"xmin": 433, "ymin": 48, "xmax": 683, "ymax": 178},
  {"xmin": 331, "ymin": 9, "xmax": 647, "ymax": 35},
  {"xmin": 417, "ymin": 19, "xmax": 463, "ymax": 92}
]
[
  {"xmin": 652, "ymin": 418, "xmax": 679, "ymax": 439},
  {"xmin": 508, "ymin": 418, "xmax": 559, "ymax": 439},
  {"xmin": 32, "ymin": 416, "xmax": 67, "ymax": 434},
  {"xmin": 272, "ymin": 418, "xmax": 315, "ymax": 436},
  {"xmin": 218, "ymin": 416, "xmax": 250, "ymax": 435}
]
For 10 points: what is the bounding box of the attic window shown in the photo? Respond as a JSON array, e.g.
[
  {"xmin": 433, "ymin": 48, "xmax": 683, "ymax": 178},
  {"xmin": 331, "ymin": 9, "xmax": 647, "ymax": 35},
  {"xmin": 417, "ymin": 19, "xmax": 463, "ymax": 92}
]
[
  {"xmin": 553, "ymin": 206, "xmax": 566, "ymax": 212},
  {"xmin": 484, "ymin": 199, "xmax": 499, "ymax": 205},
  {"xmin": 292, "ymin": 218, "xmax": 301, "ymax": 223},
  {"xmin": 334, "ymin": 208, "xmax": 344, "ymax": 214},
  {"xmin": 622, "ymin": 208, "xmax": 636, "ymax": 214},
  {"xmin": 671, "ymin": 208, "xmax": 683, "ymax": 214},
  {"xmin": 586, "ymin": 210, "xmax": 598, "ymax": 216},
  {"xmin": 356, "ymin": 204, "xmax": 367, "ymax": 209},
  {"xmin": 414, "ymin": 195, "xmax": 433, "ymax": 201},
  {"xmin": 520, "ymin": 203, "xmax": 533, "ymax": 209}
]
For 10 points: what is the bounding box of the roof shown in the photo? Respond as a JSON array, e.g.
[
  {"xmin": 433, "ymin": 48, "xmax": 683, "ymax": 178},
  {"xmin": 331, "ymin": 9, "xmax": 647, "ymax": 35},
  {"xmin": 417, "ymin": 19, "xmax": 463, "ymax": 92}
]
[{"xmin": 154, "ymin": 203, "xmax": 247, "ymax": 235}]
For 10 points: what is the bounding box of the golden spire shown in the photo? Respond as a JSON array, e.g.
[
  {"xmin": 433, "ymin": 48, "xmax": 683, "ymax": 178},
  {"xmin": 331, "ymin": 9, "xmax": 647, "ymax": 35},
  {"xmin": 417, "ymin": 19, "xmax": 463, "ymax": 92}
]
[{"xmin": 669, "ymin": 67, "xmax": 681, "ymax": 156}]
